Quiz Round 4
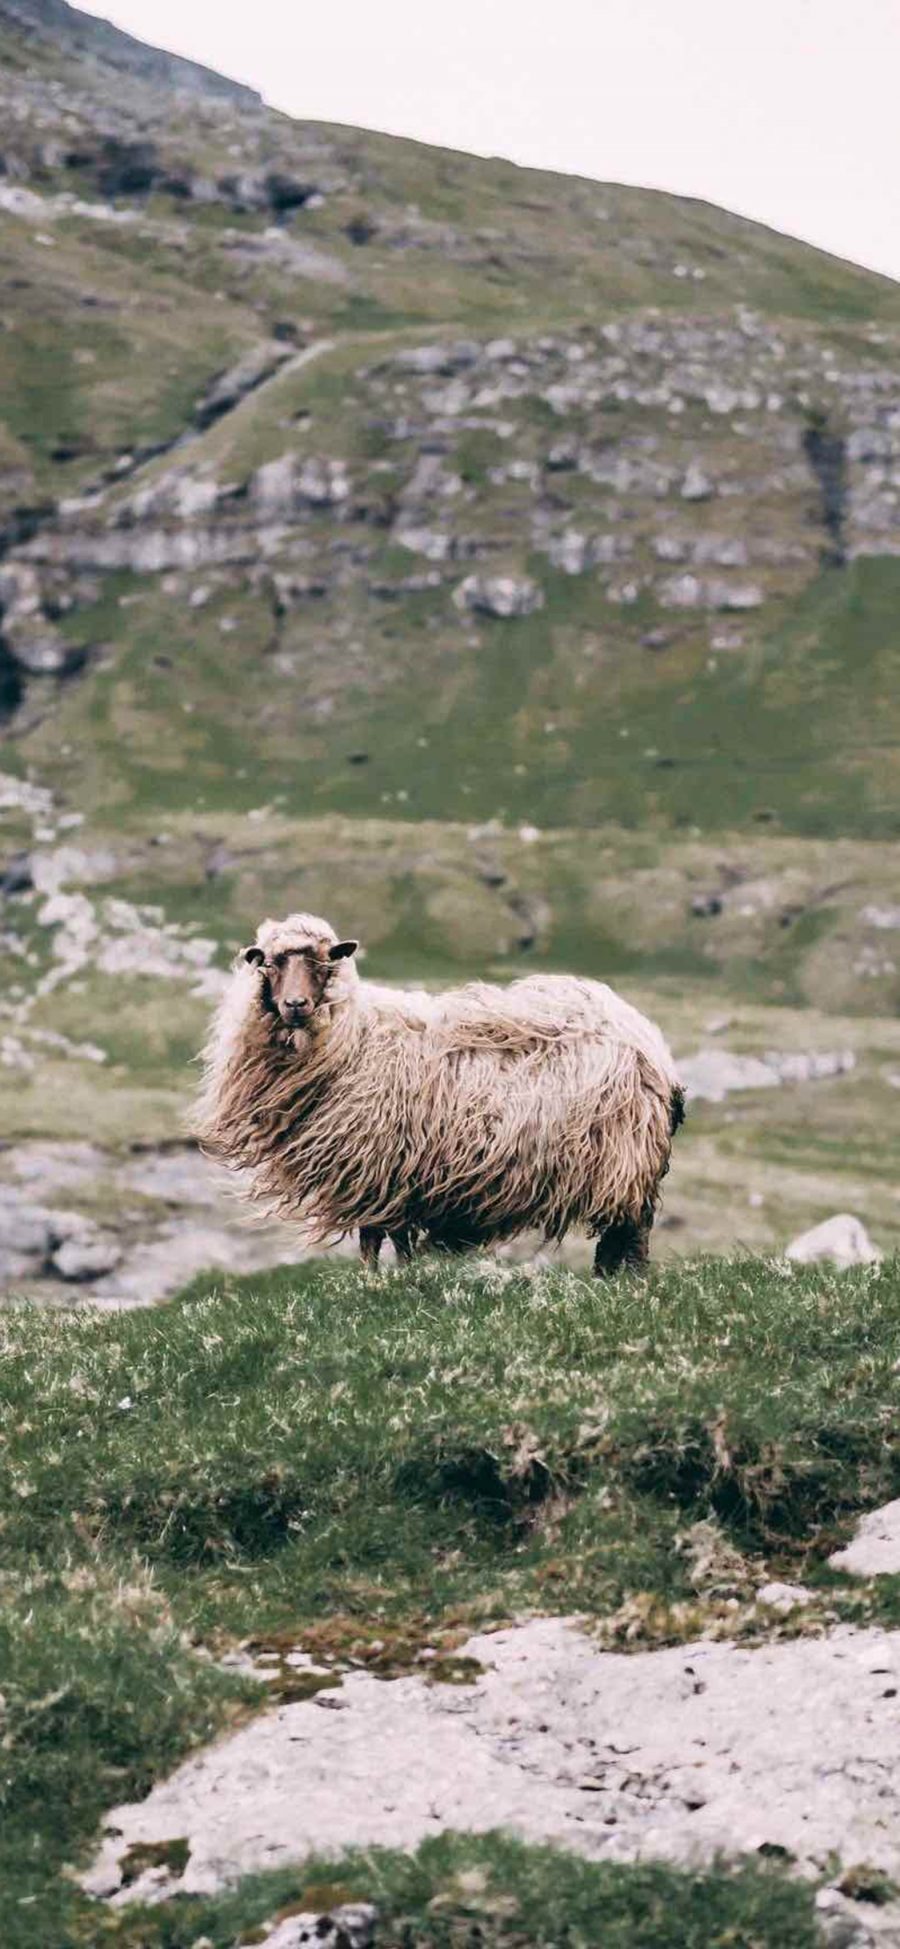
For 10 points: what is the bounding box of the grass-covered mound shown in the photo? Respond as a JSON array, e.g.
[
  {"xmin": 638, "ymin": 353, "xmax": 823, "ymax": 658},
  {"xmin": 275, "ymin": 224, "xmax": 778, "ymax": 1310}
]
[{"xmin": 3, "ymin": 1253, "xmax": 900, "ymax": 1943}]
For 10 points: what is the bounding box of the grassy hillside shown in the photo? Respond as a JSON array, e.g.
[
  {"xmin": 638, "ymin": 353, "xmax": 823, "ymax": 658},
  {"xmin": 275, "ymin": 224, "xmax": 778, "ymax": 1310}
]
[{"xmin": 5, "ymin": 1253, "xmax": 900, "ymax": 1942}]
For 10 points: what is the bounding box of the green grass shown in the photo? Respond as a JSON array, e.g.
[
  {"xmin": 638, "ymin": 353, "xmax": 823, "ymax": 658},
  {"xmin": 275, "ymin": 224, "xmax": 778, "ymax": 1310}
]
[
  {"xmin": 88, "ymin": 1832, "xmax": 820, "ymax": 1948},
  {"xmin": 3, "ymin": 1256, "xmax": 900, "ymax": 1940}
]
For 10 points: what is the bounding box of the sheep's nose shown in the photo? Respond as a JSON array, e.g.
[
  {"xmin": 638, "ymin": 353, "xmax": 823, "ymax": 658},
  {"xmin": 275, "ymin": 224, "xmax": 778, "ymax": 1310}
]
[{"xmin": 282, "ymin": 1000, "xmax": 311, "ymax": 1022}]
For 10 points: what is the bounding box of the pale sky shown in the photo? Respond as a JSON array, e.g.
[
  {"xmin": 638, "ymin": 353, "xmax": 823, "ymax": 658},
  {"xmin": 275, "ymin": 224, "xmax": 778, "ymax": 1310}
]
[{"xmin": 76, "ymin": 0, "xmax": 900, "ymax": 283}]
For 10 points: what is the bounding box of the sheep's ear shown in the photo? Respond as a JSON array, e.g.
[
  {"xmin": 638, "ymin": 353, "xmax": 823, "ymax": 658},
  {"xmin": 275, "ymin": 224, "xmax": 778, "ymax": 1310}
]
[
  {"xmin": 243, "ymin": 945, "xmax": 265, "ymax": 966},
  {"xmin": 328, "ymin": 939, "xmax": 359, "ymax": 961}
]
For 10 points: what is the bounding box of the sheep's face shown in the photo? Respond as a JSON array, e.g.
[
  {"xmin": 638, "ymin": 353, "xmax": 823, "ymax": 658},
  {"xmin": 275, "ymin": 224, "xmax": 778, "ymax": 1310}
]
[{"xmin": 243, "ymin": 932, "xmax": 358, "ymax": 1031}]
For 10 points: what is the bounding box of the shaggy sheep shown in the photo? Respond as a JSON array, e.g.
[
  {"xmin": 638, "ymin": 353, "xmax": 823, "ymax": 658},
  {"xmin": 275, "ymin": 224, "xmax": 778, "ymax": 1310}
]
[{"xmin": 193, "ymin": 912, "xmax": 683, "ymax": 1276}]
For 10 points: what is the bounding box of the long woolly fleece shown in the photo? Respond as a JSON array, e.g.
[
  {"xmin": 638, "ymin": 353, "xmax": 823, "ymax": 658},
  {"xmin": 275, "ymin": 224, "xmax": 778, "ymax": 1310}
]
[{"xmin": 193, "ymin": 915, "xmax": 682, "ymax": 1246}]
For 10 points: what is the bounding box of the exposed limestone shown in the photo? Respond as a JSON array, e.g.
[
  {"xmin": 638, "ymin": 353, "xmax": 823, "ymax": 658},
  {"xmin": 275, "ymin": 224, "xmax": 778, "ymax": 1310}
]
[
  {"xmin": 680, "ymin": 462, "xmax": 714, "ymax": 500},
  {"xmin": 680, "ymin": 1046, "xmax": 855, "ymax": 1103},
  {"xmin": 831, "ymin": 1501, "xmax": 900, "ymax": 1578},
  {"xmin": 0, "ymin": 1142, "xmax": 311, "ymax": 1304},
  {"xmin": 786, "ymin": 1214, "xmax": 883, "ymax": 1268},
  {"xmin": 657, "ymin": 573, "xmax": 763, "ymax": 610},
  {"xmin": 84, "ymin": 1617, "xmax": 900, "ymax": 1906},
  {"xmin": 51, "ymin": 1226, "xmax": 123, "ymax": 1281},
  {"xmin": 454, "ymin": 573, "xmax": 544, "ymax": 618},
  {"xmin": 194, "ymin": 342, "xmax": 293, "ymax": 428},
  {"xmin": 253, "ymin": 1904, "xmax": 377, "ymax": 1949},
  {"xmin": 0, "ymin": 561, "xmax": 81, "ymax": 675}
]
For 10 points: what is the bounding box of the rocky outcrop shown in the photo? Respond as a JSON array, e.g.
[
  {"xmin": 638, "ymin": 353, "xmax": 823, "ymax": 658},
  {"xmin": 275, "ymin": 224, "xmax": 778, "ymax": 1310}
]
[
  {"xmin": 252, "ymin": 1905, "xmax": 377, "ymax": 1949},
  {"xmin": 680, "ymin": 1046, "xmax": 855, "ymax": 1102},
  {"xmin": 0, "ymin": 561, "xmax": 83, "ymax": 675},
  {"xmin": 786, "ymin": 1213, "xmax": 883, "ymax": 1268},
  {"xmin": 454, "ymin": 573, "xmax": 544, "ymax": 618},
  {"xmin": 830, "ymin": 1501, "xmax": 900, "ymax": 1577},
  {"xmin": 84, "ymin": 1614, "xmax": 900, "ymax": 1921},
  {"xmin": 194, "ymin": 343, "xmax": 293, "ymax": 429},
  {"xmin": 0, "ymin": 1145, "xmax": 309, "ymax": 1303}
]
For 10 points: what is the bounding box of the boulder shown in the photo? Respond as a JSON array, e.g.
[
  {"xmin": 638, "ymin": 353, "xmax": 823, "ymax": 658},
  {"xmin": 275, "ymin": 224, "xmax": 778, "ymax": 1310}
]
[
  {"xmin": 657, "ymin": 573, "xmax": 763, "ymax": 611},
  {"xmin": 0, "ymin": 561, "xmax": 82, "ymax": 674},
  {"xmin": 756, "ymin": 1581, "xmax": 815, "ymax": 1614},
  {"xmin": 255, "ymin": 1904, "xmax": 377, "ymax": 1949},
  {"xmin": 454, "ymin": 574, "xmax": 543, "ymax": 619},
  {"xmin": 830, "ymin": 1500, "xmax": 900, "ymax": 1577},
  {"xmin": 296, "ymin": 457, "xmax": 350, "ymax": 507},
  {"xmin": 393, "ymin": 523, "xmax": 452, "ymax": 562},
  {"xmin": 679, "ymin": 1049, "xmax": 780, "ymax": 1103},
  {"xmin": 251, "ymin": 453, "xmax": 297, "ymax": 512},
  {"xmin": 0, "ymin": 1187, "xmax": 56, "ymax": 1259},
  {"xmin": 394, "ymin": 341, "xmax": 480, "ymax": 376},
  {"xmin": 681, "ymin": 463, "xmax": 714, "ymax": 501},
  {"xmin": 706, "ymin": 579, "xmax": 763, "ymax": 611},
  {"xmin": 786, "ymin": 1214, "xmax": 882, "ymax": 1268},
  {"xmin": 51, "ymin": 1228, "xmax": 123, "ymax": 1281}
]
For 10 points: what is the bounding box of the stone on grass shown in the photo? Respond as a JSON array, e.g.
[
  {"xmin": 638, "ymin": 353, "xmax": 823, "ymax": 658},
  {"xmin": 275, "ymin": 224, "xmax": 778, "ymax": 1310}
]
[
  {"xmin": 681, "ymin": 463, "xmax": 714, "ymax": 500},
  {"xmin": 756, "ymin": 1582, "xmax": 815, "ymax": 1615},
  {"xmin": 256, "ymin": 1903, "xmax": 377, "ymax": 1949},
  {"xmin": 679, "ymin": 1049, "xmax": 780, "ymax": 1103},
  {"xmin": 51, "ymin": 1230, "xmax": 123, "ymax": 1281},
  {"xmin": 786, "ymin": 1214, "xmax": 882, "ymax": 1269},
  {"xmin": 454, "ymin": 574, "xmax": 543, "ymax": 619},
  {"xmin": 830, "ymin": 1501, "xmax": 900, "ymax": 1578}
]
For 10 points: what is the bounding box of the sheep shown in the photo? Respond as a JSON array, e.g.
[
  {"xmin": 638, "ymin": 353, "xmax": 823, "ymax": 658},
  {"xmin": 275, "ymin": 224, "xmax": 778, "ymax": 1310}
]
[{"xmin": 192, "ymin": 912, "xmax": 684, "ymax": 1277}]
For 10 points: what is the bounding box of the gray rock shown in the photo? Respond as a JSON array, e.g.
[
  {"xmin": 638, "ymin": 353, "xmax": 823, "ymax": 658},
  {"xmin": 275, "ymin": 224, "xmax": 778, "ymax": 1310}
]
[
  {"xmin": 51, "ymin": 1230, "xmax": 124, "ymax": 1281},
  {"xmin": 706, "ymin": 579, "xmax": 763, "ymax": 611},
  {"xmin": 680, "ymin": 1049, "xmax": 781, "ymax": 1102},
  {"xmin": 256, "ymin": 1904, "xmax": 377, "ymax": 1949},
  {"xmin": 681, "ymin": 463, "xmax": 714, "ymax": 500},
  {"xmin": 195, "ymin": 343, "xmax": 291, "ymax": 428},
  {"xmin": 6, "ymin": 1141, "xmax": 108, "ymax": 1192},
  {"xmin": 0, "ymin": 1248, "xmax": 37, "ymax": 1283},
  {"xmin": 296, "ymin": 458, "xmax": 350, "ymax": 507},
  {"xmin": 251, "ymin": 453, "xmax": 297, "ymax": 512},
  {"xmin": 693, "ymin": 535, "xmax": 750, "ymax": 568},
  {"xmin": 860, "ymin": 904, "xmax": 900, "ymax": 930},
  {"xmin": 454, "ymin": 574, "xmax": 543, "ymax": 619},
  {"xmin": 394, "ymin": 341, "xmax": 480, "ymax": 376},
  {"xmin": 657, "ymin": 573, "xmax": 763, "ymax": 611},
  {"xmin": 786, "ymin": 1214, "xmax": 882, "ymax": 1268},
  {"xmin": 83, "ymin": 1617, "xmax": 900, "ymax": 1901},
  {"xmin": 393, "ymin": 523, "xmax": 452, "ymax": 562},
  {"xmin": 0, "ymin": 561, "xmax": 81, "ymax": 674},
  {"xmin": 681, "ymin": 1046, "xmax": 856, "ymax": 1103},
  {"xmin": 830, "ymin": 1501, "xmax": 900, "ymax": 1577},
  {"xmin": 766, "ymin": 1049, "xmax": 855, "ymax": 1084},
  {"xmin": 0, "ymin": 1188, "xmax": 56, "ymax": 1258},
  {"xmin": 756, "ymin": 1581, "xmax": 815, "ymax": 1614},
  {"xmin": 542, "ymin": 530, "xmax": 623, "ymax": 574}
]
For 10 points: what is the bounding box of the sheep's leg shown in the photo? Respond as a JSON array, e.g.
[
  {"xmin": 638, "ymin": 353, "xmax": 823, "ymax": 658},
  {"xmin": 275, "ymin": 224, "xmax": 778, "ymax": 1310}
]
[
  {"xmin": 593, "ymin": 1217, "xmax": 651, "ymax": 1278},
  {"xmin": 359, "ymin": 1225, "xmax": 385, "ymax": 1270},
  {"xmin": 390, "ymin": 1226, "xmax": 416, "ymax": 1264}
]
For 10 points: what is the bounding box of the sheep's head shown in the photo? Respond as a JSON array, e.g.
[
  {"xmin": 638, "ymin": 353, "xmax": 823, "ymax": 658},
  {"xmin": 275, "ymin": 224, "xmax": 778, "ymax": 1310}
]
[{"xmin": 242, "ymin": 914, "xmax": 358, "ymax": 1031}]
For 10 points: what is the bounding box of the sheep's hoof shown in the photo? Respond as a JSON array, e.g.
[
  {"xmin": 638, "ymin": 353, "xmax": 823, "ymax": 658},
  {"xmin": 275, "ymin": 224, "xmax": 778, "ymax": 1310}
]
[
  {"xmin": 593, "ymin": 1220, "xmax": 650, "ymax": 1279},
  {"xmin": 359, "ymin": 1225, "xmax": 384, "ymax": 1271}
]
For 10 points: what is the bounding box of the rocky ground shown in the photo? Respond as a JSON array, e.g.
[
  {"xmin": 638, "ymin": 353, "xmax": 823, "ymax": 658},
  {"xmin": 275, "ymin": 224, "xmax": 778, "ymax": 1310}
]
[
  {"xmin": 85, "ymin": 1609, "xmax": 900, "ymax": 1946},
  {"xmin": 82, "ymin": 1499, "xmax": 900, "ymax": 1944}
]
